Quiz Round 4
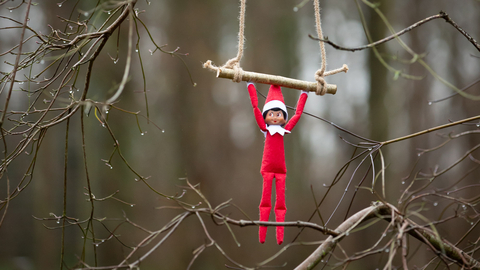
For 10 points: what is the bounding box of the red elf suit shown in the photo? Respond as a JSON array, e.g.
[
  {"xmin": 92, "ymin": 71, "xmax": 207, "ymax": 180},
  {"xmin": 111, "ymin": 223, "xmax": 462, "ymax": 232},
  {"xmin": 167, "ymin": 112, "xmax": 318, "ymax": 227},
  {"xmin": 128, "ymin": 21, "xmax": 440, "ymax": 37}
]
[{"xmin": 247, "ymin": 83, "xmax": 308, "ymax": 245}]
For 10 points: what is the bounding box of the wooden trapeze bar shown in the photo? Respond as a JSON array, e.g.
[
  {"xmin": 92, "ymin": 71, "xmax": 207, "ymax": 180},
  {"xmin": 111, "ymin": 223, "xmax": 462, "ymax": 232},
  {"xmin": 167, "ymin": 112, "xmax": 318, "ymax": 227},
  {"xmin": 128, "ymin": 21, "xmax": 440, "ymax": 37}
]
[{"xmin": 210, "ymin": 67, "xmax": 337, "ymax": 95}]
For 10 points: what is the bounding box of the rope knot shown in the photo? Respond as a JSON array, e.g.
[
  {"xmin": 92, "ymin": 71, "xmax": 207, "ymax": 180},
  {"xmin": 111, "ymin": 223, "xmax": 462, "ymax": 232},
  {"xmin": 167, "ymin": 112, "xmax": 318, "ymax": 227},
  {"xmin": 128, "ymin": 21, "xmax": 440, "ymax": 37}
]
[
  {"xmin": 315, "ymin": 70, "xmax": 327, "ymax": 96},
  {"xmin": 223, "ymin": 58, "xmax": 243, "ymax": 83},
  {"xmin": 231, "ymin": 64, "xmax": 244, "ymax": 83}
]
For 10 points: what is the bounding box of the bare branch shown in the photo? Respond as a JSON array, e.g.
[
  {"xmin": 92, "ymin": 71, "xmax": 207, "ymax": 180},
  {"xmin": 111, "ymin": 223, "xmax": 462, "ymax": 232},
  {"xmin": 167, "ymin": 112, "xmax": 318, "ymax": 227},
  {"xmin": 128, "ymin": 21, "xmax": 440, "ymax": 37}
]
[
  {"xmin": 295, "ymin": 202, "xmax": 480, "ymax": 270},
  {"xmin": 309, "ymin": 13, "xmax": 445, "ymax": 52},
  {"xmin": 0, "ymin": 0, "xmax": 32, "ymax": 128},
  {"xmin": 218, "ymin": 216, "xmax": 339, "ymax": 237},
  {"xmin": 440, "ymin": 11, "xmax": 480, "ymax": 52},
  {"xmin": 310, "ymin": 11, "xmax": 480, "ymax": 52},
  {"xmin": 295, "ymin": 202, "xmax": 388, "ymax": 270}
]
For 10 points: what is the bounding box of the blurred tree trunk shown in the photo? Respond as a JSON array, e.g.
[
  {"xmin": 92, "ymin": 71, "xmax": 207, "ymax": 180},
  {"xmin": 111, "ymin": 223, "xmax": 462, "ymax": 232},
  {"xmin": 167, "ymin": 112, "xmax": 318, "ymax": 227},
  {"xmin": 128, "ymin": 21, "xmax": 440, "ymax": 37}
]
[
  {"xmin": 162, "ymin": 0, "xmax": 228, "ymax": 266},
  {"xmin": 356, "ymin": 2, "xmax": 392, "ymax": 269},
  {"xmin": 403, "ymin": 2, "xmax": 436, "ymax": 266},
  {"xmin": 367, "ymin": 2, "xmax": 390, "ymax": 142}
]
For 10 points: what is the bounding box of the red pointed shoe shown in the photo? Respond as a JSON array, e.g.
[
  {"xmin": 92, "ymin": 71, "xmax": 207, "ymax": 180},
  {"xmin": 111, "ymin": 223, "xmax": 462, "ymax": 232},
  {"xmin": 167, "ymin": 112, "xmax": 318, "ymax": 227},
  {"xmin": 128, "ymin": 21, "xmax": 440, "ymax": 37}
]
[
  {"xmin": 276, "ymin": 226, "xmax": 284, "ymax": 245},
  {"xmin": 259, "ymin": 226, "xmax": 267, "ymax": 244}
]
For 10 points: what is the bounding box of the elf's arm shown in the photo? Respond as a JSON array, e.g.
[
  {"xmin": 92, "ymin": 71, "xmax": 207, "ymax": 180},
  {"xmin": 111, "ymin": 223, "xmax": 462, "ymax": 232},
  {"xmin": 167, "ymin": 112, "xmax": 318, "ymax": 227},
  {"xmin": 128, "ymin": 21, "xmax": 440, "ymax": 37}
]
[
  {"xmin": 247, "ymin": 82, "xmax": 267, "ymax": 132},
  {"xmin": 284, "ymin": 91, "xmax": 308, "ymax": 131}
]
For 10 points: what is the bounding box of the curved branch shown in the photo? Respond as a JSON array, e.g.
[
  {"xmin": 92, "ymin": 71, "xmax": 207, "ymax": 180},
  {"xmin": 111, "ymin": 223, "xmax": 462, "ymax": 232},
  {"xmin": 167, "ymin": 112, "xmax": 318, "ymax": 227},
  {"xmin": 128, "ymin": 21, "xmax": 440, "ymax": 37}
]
[
  {"xmin": 310, "ymin": 11, "xmax": 480, "ymax": 52},
  {"xmin": 0, "ymin": 0, "xmax": 32, "ymax": 127},
  {"xmin": 295, "ymin": 202, "xmax": 480, "ymax": 270},
  {"xmin": 309, "ymin": 13, "xmax": 444, "ymax": 52},
  {"xmin": 53, "ymin": 0, "xmax": 137, "ymax": 49},
  {"xmin": 441, "ymin": 11, "xmax": 480, "ymax": 52},
  {"xmin": 295, "ymin": 202, "xmax": 387, "ymax": 270}
]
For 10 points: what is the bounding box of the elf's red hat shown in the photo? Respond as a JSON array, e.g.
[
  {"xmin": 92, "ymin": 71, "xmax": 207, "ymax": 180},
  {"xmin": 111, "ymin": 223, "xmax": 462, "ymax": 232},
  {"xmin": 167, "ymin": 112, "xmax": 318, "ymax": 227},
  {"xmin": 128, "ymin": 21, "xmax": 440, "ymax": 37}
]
[{"xmin": 262, "ymin": 85, "xmax": 288, "ymax": 120}]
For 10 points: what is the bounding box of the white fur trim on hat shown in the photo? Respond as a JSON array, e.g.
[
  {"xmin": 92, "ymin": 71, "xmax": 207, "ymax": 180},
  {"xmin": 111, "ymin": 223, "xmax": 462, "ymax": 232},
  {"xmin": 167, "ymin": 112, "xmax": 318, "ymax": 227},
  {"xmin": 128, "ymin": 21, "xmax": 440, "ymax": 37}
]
[{"xmin": 262, "ymin": 100, "xmax": 288, "ymax": 120}]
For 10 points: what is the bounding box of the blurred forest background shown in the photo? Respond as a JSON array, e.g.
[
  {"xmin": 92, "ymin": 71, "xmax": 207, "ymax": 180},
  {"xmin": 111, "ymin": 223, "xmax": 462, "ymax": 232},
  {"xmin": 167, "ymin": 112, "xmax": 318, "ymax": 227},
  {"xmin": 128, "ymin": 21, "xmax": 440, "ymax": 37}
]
[{"xmin": 0, "ymin": 0, "xmax": 479, "ymax": 269}]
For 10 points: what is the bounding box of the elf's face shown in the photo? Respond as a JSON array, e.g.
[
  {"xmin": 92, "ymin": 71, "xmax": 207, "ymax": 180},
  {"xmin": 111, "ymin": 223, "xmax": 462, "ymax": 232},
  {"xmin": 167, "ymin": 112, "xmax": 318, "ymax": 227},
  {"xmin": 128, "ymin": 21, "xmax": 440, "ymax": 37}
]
[{"xmin": 265, "ymin": 110, "xmax": 286, "ymax": 126}]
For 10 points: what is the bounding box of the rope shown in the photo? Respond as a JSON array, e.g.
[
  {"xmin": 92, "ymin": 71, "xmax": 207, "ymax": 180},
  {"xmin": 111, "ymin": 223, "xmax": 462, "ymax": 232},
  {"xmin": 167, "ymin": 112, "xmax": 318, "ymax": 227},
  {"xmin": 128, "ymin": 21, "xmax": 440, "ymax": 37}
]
[
  {"xmin": 313, "ymin": 0, "xmax": 349, "ymax": 95},
  {"xmin": 203, "ymin": 0, "xmax": 349, "ymax": 91},
  {"xmin": 313, "ymin": 0, "xmax": 327, "ymax": 95},
  {"xmin": 324, "ymin": 64, "xmax": 349, "ymax": 76},
  {"xmin": 204, "ymin": 0, "xmax": 246, "ymax": 83}
]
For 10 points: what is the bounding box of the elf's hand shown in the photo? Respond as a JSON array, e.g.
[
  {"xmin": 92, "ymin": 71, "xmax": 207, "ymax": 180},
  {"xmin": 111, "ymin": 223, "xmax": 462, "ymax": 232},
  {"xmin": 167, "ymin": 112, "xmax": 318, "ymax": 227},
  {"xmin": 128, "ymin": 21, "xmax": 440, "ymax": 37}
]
[
  {"xmin": 247, "ymin": 81, "xmax": 255, "ymax": 88},
  {"xmin": 301, "ymin": 90, "xmax": 309, "ymax": 95}
]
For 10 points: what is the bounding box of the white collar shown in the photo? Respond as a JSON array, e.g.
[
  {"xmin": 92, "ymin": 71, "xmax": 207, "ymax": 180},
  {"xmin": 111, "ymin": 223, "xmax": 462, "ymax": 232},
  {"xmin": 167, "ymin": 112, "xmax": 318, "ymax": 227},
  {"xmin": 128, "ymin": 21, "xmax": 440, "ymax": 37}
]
[{"xmin": 264, "ymin": 125, "xmax": 290, "ymax": 136}]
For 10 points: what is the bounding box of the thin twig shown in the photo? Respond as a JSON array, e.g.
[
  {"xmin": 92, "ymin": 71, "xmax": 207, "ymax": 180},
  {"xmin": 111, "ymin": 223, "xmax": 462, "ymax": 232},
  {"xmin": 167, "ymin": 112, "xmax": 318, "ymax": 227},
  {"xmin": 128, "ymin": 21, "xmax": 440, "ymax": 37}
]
[
  {"xmin": 0, "ymin": 0, "xmax": 32, "ymax": 127},
  {"xmin": 382, "ymin": 115, "xmax": 480, "ymax": 145},
  {"xmin": 311, "ymin": 11, "xmax": 480, "ymax": 53},
  {"xmin": 309, "ymin": 13, "xmax": 445, "ymax": 52}
]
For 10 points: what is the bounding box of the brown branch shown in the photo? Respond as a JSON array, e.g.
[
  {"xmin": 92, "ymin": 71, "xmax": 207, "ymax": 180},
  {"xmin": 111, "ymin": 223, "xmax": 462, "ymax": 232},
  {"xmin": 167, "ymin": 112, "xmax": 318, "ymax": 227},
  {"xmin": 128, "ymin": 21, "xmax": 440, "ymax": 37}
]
[
  {"xmin": 52, "ymin": 1, "xmax": 136, "ymax": 49},
  {"xmin": 310, "ymin": 11, "xmax": 480, "ymax": 52},
  {"xmin": 382, "ymin": 114, "xmax": 480, "ymax": 145},
  {"xmin": 295, "ymin": 202, "xmax": 480, "ymax": 270},
  {"xmin": 429, "ymin": 77, "xmax": 480, "ymax": 104},
  {"xmin": 218, "ymin": 215, "xmax": 340, "ymax": 237},
  {"xmin": 295, "ymin": 202, "xmax": 387, "ymax": 270},
  {"xmin": 310, "ymin": 13, "xmax": 445, "ymax": 52},
  {"xmin": 440, "ymin": 11, "xmax": 480, "ymax": 52},
  {"xmin": 0, "ymin": 0, "xmax": 32, "ymax": 127}
]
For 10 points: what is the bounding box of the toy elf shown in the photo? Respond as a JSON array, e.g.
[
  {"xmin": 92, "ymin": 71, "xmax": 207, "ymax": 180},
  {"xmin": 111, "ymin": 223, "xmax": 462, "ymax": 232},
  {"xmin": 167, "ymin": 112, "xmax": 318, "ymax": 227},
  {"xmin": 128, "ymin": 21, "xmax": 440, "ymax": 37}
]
[{"xmin": 246, "ymin": 82, "xmax": 308, "ymax": 245}]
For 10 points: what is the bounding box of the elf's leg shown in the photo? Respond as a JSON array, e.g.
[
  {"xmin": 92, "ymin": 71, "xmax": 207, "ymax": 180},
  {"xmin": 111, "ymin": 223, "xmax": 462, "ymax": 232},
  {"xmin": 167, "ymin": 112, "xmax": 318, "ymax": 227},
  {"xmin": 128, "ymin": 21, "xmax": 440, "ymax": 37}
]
[
  {"xmin": 259, "ymin": 171, "xmax": 274, "ymax": 244},
  {"xmin": 274, "ymin": 173, "xmax": 287, "ymax": 245}
]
